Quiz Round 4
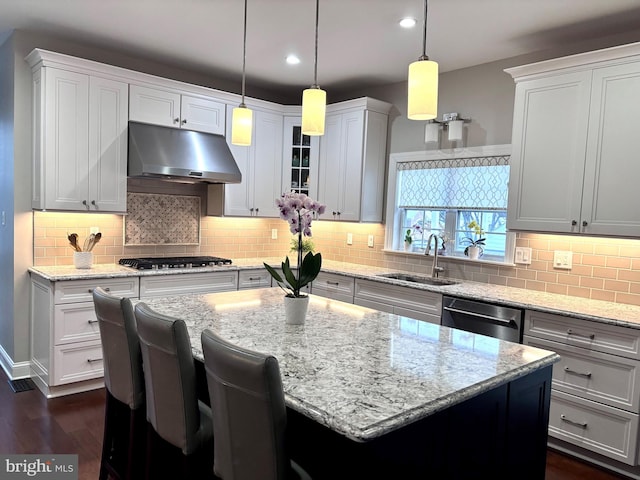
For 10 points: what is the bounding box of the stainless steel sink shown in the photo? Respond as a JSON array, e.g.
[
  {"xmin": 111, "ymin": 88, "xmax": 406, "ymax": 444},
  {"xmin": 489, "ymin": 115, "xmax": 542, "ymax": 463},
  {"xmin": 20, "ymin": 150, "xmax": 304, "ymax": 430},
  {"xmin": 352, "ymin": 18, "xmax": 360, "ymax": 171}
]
[{"xmin": 377, "ymin": 273, "xmax": 458, "ymax": 286}]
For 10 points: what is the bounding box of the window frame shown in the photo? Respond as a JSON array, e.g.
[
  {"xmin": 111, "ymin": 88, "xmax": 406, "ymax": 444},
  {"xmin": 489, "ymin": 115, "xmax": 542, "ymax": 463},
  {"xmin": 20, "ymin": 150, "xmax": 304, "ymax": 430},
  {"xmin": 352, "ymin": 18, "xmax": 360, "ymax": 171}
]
[{"xmin": 384, "ymin": 145, "xmax": 515, "ymax": 265}]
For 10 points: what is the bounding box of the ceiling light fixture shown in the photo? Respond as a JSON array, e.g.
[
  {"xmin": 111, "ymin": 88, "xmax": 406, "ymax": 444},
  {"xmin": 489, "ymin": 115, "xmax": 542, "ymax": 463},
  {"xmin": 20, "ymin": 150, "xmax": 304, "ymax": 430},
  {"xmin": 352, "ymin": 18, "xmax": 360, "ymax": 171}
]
[
  {"xmin": 301, "ymin": 0, "xmax": 326, "ymax": 136},
  {"xmin": 407, "ymin": 0, "xmax": 438, "ymax": 120},
  {"xmin": 286, "ymin": 54, "xmax": 301, "ymax": 65},
  {"xmin": 399, "ymin": 17, "xmax": 416, "ymax": 28},
  {"xmin": 231, "ymin": 0, "xmax": 253, "ymax": 146}
]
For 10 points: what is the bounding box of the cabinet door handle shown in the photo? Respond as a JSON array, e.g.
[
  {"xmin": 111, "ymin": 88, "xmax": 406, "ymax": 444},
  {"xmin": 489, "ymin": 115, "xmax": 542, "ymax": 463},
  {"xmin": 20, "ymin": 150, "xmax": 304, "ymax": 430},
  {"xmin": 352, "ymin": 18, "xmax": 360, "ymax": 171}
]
[
  {"xmin": 87, "ymin": 319, "xmax": 99, "ymax": 324},
  {"xmin": 182, "ymin": 119, "xmax": 187, "ymax": 125},
  {"xmin": 174, "ymin": 117, "xmax": 180, "ymax": 124},
  {"xmin": 571, "ymin": 220, "xmax": 577, "ymax": 226},
  {"xmin": 327, "ymin": 281, "xmax": 340, "ymax": 286},
  {"xmin": 91, "ymin": 200, "xmax": 96, "ymax": 207},
  {"xmin": 582, "ymin": 220, "xmax": 588, "ymax": 227},
  {"xmin": 566, "ymin": 328, "xmax": 595, "ymax": 340},
  {"xmin": 255, "ymin": 207, "xmax": 259, "ymax": 214},
  {"xmin": 249, "ymin": 277, "xmax": 261, "ymax": 281},
  {"xmin": 87, "ymin": 287, "xmax": 110, "ymax": 293},
  {"xmin": 563, "ymin": 366, "xmax": 591, "ymax": 378},
  {"xmin": 82, "ymin": 200, "xmax": 89, "ymax": 210},
  {"xmin": 87, "ymin": 357, "xmax": 103, "ymax": 363},
  {"xmin": 560, "ymin": 414, "xmax": 587, "ymax": 428}
]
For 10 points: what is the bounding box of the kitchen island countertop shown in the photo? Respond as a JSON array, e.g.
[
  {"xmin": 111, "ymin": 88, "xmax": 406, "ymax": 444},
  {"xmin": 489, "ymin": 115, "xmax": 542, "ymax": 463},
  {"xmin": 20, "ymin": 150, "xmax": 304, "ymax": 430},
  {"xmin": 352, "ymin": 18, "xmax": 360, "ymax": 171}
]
[
  {"xmin": 132, "ymin": 287, "xmax": 559, "ymax": 442},
  {"xmin": 29, "ymin": 258, "xmax": 640, "ymax": 330}
]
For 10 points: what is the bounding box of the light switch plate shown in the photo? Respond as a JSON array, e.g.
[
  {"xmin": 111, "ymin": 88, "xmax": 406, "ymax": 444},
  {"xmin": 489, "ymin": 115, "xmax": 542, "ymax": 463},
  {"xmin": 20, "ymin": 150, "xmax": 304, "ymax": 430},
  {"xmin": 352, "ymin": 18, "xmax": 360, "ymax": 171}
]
[
  {"xmin": 271, "ymin": 229, "xmax": 278, "ymax": 239},
  {"xmin": 367, "ymin": 235, "xmax": 374, "ymax": 248},
  {"xmin": 514, "ymin": 247, "xmax": 532, "ymax": 265},
  {"xmin": 90, "ymin": 226, "xmax": 100, "ymax": 234},
  {"xmin": 347, "ymin": 233, "xmax": 353, "ymax": 245},
  {"xmin": 553, "ymin": 250, "xmax": 573, "ymax": 270}
]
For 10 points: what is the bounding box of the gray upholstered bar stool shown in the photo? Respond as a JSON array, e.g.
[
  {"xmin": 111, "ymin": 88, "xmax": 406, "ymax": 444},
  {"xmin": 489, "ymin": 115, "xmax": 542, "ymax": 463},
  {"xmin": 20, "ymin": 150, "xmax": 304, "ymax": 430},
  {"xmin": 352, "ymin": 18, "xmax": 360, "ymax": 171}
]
[
  {"xmin": 92, "ymin": 286, "xmax": 146, "ymax": 480},
  {"xmin": 134, "ymin": 302, "xmax": 214, "ymax": 479},
  {"xmin": 201, "ymin": 329, "xmax": 312, "ymax": 480}
]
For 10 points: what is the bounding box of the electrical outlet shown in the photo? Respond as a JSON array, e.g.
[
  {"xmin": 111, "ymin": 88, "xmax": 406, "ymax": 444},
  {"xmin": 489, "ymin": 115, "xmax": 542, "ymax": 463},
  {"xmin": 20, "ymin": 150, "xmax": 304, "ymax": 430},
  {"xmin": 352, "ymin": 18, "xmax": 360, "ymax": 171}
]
[
  {"xmin": 514, "ymin": 247, "xmax": 532, "ymax": 265},
  {"xmin": 367, "ymin": 235, "xmax": 374, "ymax": 248},
  {"xmin": 553, "ymin": 250, "xmax": 573, "ymax": 270},
  {"xmin": 90, "ymin": 226, "xmax": 100, "ymax": 234},
  {"xmin": 271, "ymin": 229, "xmax": 278, "ymax": 239},
  {"xmin": 347, "ymin": 233, "xmax": 353, "ymax": 245}
]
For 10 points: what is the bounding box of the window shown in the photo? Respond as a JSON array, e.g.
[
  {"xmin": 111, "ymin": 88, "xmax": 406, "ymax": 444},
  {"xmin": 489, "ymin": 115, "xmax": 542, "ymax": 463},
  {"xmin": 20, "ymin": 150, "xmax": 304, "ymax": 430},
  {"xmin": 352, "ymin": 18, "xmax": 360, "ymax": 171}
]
[{"xmin": 386, "ymin": 146, "xmax": 514, "ymax": 264}]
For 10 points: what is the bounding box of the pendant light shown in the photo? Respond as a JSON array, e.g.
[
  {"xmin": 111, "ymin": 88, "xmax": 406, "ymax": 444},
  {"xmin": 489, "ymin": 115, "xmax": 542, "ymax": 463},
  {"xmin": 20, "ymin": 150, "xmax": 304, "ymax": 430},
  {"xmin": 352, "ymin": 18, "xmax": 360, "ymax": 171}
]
[
  {"xmin": 232, "ymin": 0, "xmax": 253, "ymax": 146},
  {"xmin": 407, "ymin": 0, "xmax": 438, "ymax": 120},
  {"xmin": 301, "ymin": 0, "xmax": 326, "ymax": 136}
]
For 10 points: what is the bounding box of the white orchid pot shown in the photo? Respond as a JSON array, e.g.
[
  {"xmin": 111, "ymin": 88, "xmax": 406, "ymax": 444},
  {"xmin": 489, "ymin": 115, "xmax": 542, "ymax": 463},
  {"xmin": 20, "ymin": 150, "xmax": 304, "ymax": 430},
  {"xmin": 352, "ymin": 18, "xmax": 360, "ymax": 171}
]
[
  {"xmin": 467, "ymin": 246, "xmax": 481, "ymax": 260},
  {"xmin": 284, "ymin": 295, "xmax": 309, "ymax": 325}
]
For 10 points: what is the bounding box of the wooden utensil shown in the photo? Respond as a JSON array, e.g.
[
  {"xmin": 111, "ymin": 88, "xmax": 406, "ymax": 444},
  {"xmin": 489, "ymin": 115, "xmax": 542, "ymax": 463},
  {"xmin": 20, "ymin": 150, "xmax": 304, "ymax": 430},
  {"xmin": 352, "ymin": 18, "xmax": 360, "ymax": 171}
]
[
  {"xmin": 83, "ymin": 233, "xmax": 95, "ymax": 252},
  {"xmin": 88, "ymin": 232, "xmax": 102, "ymax": 251},
  {"xmin": 68, "ymin": 233, "xmax": 81, "ymax": 252}
]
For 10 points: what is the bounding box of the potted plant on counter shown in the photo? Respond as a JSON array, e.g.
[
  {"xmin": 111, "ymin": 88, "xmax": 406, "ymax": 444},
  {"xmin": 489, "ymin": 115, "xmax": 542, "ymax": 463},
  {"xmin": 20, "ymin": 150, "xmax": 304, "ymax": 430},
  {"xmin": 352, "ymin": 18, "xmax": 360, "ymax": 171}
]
[
  {"xmin": 264, "ymin": 192, "xmax": 325, "ymax": 324},
  {"xmin": 462, "ymin": 220, "xmax": 485, "ymax": 260}
]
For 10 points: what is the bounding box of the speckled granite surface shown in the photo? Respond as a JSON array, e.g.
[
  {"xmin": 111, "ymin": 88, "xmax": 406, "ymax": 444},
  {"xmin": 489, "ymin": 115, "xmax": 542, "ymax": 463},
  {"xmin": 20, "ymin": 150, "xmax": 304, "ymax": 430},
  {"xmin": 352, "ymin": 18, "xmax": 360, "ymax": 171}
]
[
  {"xmin": 29, "ymin": 258, "xmax": 640, "ymax": 329},
  {"xmin": 132, "ymin": 287, "xmax": 559, "ymax": 442}
]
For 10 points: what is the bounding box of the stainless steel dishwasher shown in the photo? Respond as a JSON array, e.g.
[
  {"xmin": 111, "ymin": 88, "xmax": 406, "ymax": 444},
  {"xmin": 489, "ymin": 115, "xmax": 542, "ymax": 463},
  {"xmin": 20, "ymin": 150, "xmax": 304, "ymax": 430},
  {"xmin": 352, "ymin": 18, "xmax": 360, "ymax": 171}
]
[{"xmin": 441, "ymin": 296, "xmax": 524, "ymax": 343}]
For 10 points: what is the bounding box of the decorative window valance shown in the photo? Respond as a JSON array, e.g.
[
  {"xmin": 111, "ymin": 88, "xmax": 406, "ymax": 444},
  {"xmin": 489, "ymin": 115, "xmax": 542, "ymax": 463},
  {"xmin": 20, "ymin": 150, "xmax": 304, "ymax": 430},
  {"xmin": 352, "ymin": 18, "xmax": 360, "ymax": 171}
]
[{"xmin": 397, "ymin": 155, "xmax": 510, "ymax": 210}]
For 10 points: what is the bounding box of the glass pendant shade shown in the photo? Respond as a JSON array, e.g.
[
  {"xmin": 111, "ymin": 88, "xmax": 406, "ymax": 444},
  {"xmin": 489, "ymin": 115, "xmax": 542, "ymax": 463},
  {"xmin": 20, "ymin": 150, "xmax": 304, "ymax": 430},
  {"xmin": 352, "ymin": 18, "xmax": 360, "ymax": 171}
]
[
  {"xmin": 301, "ymin": 87, "xmax": 326, "ymax": 136},
  {"xmin": 408, "ymin": 59, "xmax": 439, "ymax": 120},
  {"xmin": 232, "ymin": 105, "xmax": 253, "ymax": 146}
]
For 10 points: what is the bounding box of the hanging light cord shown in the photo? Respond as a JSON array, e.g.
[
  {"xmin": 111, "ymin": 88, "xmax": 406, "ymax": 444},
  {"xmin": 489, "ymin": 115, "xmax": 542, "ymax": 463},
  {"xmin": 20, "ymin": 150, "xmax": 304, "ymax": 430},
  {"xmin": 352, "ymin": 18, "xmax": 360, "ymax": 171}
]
[
  {"xmin": 420, "ymin": 0, "xmax": 429, "ymax": 61},
  {"xmin": 312, "ymin": 0, "xmax": 319, "ymax": 88},
  {"xmin": 240, "ymin": 0, "xmax": 248, "ymax": 107}
]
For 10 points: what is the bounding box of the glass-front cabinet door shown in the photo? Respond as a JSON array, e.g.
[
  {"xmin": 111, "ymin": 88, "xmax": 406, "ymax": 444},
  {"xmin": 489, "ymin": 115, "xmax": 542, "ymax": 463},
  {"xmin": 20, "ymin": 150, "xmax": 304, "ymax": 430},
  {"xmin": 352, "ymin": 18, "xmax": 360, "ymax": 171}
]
[{"xmin": 282, "ymin": 116, "xmax": 319, "ymax": 198}]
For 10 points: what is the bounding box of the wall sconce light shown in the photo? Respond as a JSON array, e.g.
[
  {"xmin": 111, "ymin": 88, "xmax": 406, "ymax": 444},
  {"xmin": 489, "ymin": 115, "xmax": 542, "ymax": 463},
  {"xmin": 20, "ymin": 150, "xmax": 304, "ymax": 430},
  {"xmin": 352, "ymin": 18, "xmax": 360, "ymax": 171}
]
[{"xmin": 424, "ymin": 112, "xmax": 470, "ymax": 144}]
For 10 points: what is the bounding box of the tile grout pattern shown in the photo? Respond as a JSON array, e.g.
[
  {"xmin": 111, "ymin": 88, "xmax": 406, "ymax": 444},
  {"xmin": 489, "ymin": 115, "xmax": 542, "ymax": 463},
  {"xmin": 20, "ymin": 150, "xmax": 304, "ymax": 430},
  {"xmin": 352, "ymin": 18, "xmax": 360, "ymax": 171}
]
[{"xmin": 33, "ymin": 211, "xmax": 640, "ymax": 307}]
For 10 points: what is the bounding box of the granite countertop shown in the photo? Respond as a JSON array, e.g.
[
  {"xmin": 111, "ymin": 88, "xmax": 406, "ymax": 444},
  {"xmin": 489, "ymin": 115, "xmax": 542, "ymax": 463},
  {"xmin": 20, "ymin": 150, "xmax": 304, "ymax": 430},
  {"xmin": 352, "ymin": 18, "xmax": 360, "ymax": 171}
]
[
  {"xmin": 29, "ymin": 258, "xmax": 640, "ymax": 330},
  {"xmin": 133, "ymin": 287, "xmax": 559, "ymax": 442}
]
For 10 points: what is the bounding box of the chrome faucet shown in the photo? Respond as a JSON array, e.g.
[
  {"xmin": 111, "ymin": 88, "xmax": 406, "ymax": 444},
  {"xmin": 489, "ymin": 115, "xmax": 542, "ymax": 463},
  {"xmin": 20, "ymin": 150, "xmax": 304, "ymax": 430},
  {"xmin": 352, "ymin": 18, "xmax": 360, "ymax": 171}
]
[{"xmin": 425, "ymin": 234, "xmax": 444, "ymax": 278}]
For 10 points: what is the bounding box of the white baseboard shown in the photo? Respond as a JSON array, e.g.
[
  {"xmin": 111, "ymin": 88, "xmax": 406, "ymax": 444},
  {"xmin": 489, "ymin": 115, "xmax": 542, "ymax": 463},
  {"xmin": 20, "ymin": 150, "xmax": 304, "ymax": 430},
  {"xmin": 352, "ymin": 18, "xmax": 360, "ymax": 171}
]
[{"xmin": 0, "ymin": 344, "xmax": 31, "ymax": 380}]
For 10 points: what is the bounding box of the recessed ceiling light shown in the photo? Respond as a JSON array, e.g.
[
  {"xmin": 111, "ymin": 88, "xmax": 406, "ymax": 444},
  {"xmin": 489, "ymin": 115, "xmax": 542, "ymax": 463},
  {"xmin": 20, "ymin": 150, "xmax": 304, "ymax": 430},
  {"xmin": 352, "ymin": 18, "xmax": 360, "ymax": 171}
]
[
  {"xmin": 399, "ymin": 17, "xmax": 416, "ymax": 28},
  {"xmin": 286, "ymin": 54, "xmax": 301, "ymax": 65}
]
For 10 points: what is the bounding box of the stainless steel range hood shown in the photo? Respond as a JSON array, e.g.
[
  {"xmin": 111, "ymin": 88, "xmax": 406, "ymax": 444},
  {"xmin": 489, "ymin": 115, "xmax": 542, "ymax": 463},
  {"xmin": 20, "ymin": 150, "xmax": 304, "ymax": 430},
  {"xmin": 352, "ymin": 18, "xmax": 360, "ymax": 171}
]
[{"xmin": 127, "ymin": 121, "xmax": 242, "ymax": 184}]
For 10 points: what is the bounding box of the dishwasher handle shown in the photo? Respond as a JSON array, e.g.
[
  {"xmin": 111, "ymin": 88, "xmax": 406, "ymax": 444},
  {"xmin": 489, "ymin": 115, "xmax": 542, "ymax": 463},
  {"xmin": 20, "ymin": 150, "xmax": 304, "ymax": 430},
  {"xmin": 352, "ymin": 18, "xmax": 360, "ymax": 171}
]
[{"xmin": 442, "ymin": 306, "xmax": 518, "ymax": 327}]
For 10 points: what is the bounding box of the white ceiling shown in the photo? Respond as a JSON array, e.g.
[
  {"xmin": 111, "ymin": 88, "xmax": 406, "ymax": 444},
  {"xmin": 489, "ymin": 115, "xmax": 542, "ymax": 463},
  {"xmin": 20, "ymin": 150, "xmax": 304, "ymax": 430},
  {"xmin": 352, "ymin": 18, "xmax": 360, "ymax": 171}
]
[{"xmin": 2, "ymin": 0, "xmax": 640, "ymax": 97}]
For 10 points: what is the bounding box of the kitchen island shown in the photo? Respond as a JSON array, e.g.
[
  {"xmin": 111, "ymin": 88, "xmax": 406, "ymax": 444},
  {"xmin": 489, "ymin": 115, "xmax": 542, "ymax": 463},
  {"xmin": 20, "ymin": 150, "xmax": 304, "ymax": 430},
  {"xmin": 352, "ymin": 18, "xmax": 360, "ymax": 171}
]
[{"xmin": 135, "ymin": 287, "xmax": 559, "ymax": 479}]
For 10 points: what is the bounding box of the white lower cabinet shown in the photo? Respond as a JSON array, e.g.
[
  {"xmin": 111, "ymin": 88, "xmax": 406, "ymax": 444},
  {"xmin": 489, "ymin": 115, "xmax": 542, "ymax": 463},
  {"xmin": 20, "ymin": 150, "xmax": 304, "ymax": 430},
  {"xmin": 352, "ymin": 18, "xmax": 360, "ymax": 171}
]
[
  {"xmin": 30, "ymin": 275, "xmax": 139, "ymax": 398},
  {"xmin": 238, "ymin": 269, "xmax": 272, "ymax": 290},
  {"xmin": 353, "ymin": 279, "xmax": 442, "ymax": 325},
  {"xmin": 139, "ymin": 271, "xmax": 239, "ymax": 297},
  {"xmin": 523, "ymin": 310, "xmax": 640, "ymax": 469},
  {"xmin": 311, "ymin": 272, "xmax": 355, "ymax": 303}
]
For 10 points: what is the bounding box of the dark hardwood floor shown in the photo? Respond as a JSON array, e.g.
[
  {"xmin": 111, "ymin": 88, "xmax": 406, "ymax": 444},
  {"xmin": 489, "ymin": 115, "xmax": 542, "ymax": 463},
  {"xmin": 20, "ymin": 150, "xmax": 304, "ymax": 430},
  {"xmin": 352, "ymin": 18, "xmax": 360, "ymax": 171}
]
[{"xmin": 0, "ymin": 369, "xmax": 629, "ymax": 480}]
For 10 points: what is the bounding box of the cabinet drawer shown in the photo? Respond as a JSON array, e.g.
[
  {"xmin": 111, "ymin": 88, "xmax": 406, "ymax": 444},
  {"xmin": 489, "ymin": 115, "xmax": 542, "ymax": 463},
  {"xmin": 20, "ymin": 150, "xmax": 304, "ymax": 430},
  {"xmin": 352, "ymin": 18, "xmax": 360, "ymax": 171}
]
[
  {"xmin": 54, "ymin": 277, "xmax": 139, "ymax": 305},
  {"xmin": 52, "ymin": 340, "xmax": 104, "ymax": 386},
  {"xmin": 312, "ymin": 272, "xmax": 355, "ymax": 297},
  {"xmin": 549, "ymin": 390, "xmax": 639, "ymax": 466},
  {"xmin": 139, "ymin": 271, "xmax": 238, "ymax": 297},
  {"xmin": 355, "ymin": 279, "xmax": 442, "ymax": 318},
  {"xmin": 238, "ymin": 269, "xmax": 272, "ymax": 290},
  {"xmin": 524, "ymin": 335, "xmax": 640, "ymax": 412},
  {"xmin": 54, "ymin": 301, "xmax": 100, "ymax": 345},
  {"xmin": 525, "ymin": 310, "xmax": 640, "ymax": 360}
]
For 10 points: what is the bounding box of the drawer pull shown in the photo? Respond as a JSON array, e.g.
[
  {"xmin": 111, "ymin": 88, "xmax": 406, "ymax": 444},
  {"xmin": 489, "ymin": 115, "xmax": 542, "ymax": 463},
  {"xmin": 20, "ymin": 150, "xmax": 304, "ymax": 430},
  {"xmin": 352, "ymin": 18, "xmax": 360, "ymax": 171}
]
[
  {"xmin": 327, "ymin": 282, "xmax": 340, "ymax": 286},
  {"xmin": 566, "ymin": 328, "xmax": 595, "ymax": 340},
  {"xmin": 87, "ymin": 319, "xmax": 99, "ymax": 324},
  {"xmin": 560, "ymin": 414, "xmax": 588, "ymax": 428},
  {"xmin": 563, "ymin": 366, "xmax": 592, "ymax": 378},
  {"xmin": 248, "ymin": 277, "xmax": 261, "ymax": 281},
  {"xmin": 86, "ymin": 357, "xmax": 103, "ymax": 364},
  {"xmin": 87, "ymin": 287, "xmax": 110, "ymax": 293}
]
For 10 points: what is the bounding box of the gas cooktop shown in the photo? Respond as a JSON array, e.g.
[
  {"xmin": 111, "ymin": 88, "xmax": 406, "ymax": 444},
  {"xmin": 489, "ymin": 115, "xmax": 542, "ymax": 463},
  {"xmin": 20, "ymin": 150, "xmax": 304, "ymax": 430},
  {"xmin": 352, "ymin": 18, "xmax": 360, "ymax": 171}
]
[{"xmin": 118, "ymin": 256, "xmax": 232, "ymax": 270}]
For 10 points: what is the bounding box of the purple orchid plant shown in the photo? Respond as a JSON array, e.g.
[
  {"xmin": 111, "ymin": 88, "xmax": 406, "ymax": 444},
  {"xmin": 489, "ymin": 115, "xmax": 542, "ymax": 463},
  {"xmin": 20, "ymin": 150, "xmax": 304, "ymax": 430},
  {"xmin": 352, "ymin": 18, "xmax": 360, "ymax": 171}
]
[{"xmin": 264, "ymin": 193, "xmax": 326, "ymax": 297}]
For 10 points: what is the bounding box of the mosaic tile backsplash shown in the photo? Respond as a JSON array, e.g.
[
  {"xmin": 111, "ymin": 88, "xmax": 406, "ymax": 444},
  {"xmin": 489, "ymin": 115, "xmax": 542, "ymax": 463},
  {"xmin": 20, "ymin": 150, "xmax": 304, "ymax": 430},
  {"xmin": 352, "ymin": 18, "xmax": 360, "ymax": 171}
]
[{"xmin": 124, "ymin": 193, "xmax": 200, "ymax": 245}]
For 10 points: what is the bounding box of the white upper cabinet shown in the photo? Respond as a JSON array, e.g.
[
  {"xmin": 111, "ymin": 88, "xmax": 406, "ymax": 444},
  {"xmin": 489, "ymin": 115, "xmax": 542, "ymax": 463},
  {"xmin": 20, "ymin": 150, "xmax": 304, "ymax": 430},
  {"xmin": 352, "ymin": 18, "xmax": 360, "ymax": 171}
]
[
  {"xmin": 317, "ymin": 98, "xmax": 391, "ymax": 222},
  {"xmin": 506, "ymin": 43, "xmax": 640, "ymax": 237},
  {"xmin": 282, "ymin": 115, "xmax": 320, "ymax": 200},
  {"xmin": 129, "ymin": 84, "xmax": 225, "ymax": 135},
  {"xmin": 29, "ymin": 61, "xmax": 128, "ymax": 212},
  {"xmin": 221, "ymin": 106, "xmax": 284, "ymax": 217}
]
